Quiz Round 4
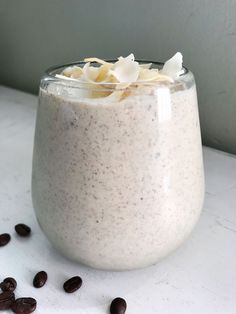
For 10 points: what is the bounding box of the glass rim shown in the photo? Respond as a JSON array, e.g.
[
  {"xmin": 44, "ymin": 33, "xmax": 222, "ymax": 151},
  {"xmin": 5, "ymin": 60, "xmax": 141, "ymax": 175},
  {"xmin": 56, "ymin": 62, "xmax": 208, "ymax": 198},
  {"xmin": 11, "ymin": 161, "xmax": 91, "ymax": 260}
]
[{"xmin": 44, "ymin": 59, "xmax": 191, "ymax": 88}]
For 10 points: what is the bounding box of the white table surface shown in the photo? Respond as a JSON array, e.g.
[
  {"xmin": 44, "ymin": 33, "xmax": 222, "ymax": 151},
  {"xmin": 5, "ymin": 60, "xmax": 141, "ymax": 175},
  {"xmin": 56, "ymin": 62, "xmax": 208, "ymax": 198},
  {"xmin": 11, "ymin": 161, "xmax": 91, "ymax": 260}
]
[{"xmin": 0, "ymin": 85, "xmax": 236, "ymax": 314}]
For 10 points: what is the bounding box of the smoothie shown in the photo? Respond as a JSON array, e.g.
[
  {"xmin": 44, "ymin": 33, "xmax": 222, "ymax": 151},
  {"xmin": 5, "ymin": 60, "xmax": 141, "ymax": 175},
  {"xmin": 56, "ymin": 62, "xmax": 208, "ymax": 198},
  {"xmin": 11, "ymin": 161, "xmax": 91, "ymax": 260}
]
[{"xmin": 32, "ymin": 54, "xmax": 204, "ymax": 270}]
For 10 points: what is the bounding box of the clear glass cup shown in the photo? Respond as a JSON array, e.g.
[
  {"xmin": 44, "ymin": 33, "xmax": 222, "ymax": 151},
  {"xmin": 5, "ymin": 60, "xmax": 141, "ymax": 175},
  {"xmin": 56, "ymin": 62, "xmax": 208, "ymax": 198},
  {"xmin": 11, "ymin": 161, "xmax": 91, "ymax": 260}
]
[{"xmin": 32, "ymin": 60, "xmax": 205, "ymax": 270}]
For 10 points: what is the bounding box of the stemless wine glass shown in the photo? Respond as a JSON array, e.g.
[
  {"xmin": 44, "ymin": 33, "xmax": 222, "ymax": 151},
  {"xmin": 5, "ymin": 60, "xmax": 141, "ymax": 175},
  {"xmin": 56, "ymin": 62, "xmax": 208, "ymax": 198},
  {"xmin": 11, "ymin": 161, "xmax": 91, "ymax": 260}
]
[{"xmin": 32, "ymin": 60, "xmax": 205, "ymax": 270}]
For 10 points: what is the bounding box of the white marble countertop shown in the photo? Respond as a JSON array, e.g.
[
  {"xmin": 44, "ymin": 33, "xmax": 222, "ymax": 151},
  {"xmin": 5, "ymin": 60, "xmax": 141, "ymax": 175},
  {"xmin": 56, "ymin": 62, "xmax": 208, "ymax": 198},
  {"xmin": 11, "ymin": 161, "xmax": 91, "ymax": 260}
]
[{"xmin": 0, "ymin": 85, "xmax": 236, "ymax": 314}]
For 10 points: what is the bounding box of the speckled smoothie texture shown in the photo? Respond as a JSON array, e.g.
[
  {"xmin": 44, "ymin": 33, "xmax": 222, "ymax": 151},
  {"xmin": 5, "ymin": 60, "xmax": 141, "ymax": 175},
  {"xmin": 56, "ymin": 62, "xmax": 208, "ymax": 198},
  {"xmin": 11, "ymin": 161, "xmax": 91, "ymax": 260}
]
[{"xmin": 32, "ymin": 81, "xmax": 204, "ymax": 270}]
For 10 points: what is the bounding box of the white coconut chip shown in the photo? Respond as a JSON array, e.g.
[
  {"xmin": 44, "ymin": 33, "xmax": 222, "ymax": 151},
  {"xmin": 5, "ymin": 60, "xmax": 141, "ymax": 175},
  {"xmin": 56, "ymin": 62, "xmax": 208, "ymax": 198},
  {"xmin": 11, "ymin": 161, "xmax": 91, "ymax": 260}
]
[
  {"xmin": 84, "ymin": 57, "xmax": 109, "ymax": 65},
  {"xmin": 109, "ymin": 54, "xmax": 139, "ymax": 83},
  {"xmin": 139, "ymin": 63, "xmax": 152, "ymax": 69},
  {"xmin": 137, "ymin": 69, "xmax": 159, "ymax": 81},
  {"xmin": 55, "ymin": 74, "xmax": 80, "ymax": 82},
  {"xmin": 83, "ymin": 63, "xmax": 100, "ymax": 82},
  {"xmin": 160, "ymin": 52, "xmax": 184, "ymax": 79},
  {"xmin": 95, "ymin": 64, "xmax": 113, "ymax": 82},
  {"xmin": 63, "ymin": 66, "xmax": 83, "ymax": 78},
  {"xmin": 117, "ymin": 53, "xmax": 135, "ymax": 62},
  {"xmin": 57, "ymin": 52, "xmax": 185, "ymax": 99}
]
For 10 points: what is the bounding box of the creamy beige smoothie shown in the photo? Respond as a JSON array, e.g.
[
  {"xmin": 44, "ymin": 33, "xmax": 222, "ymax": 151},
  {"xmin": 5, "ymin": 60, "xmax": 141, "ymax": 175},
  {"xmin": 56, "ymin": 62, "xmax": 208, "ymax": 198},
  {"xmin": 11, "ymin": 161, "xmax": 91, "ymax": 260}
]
[{"xmin": 32, "ymin": 54, "xmax": 204, "ymax": 270}]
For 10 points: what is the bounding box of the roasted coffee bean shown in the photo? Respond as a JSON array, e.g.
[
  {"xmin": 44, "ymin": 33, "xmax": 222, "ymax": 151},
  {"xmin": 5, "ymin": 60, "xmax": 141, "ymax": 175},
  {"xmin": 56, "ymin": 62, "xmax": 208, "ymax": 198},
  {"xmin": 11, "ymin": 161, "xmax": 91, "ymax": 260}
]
[
  {"xmin": 15, "ymin": 224, "xmax": 31, "ymax": 237},
  {"xmin": 33, "ymin": 271, "xmax": 47, "ymax": 288},
  {"xmin": 110, "ymin": 297, "xmax": 127, "ymax": 314},
  {"xmin": 0, "ymin": 233, "xmax": 11, "ymax": 247},
  {"xmin": 12, "ymin": 298, "xmax": 37, "ymax": 314},
  {"xmin": 0, "ymin": 291, "xmax": 15, "ymax": 310},
  {"xmin": 63, "ymin": 276, "xmax": 82, "ymax": 293},
  {"xmin": 0, "ymin": 277, "xmax": 17, "ymax": 292}
]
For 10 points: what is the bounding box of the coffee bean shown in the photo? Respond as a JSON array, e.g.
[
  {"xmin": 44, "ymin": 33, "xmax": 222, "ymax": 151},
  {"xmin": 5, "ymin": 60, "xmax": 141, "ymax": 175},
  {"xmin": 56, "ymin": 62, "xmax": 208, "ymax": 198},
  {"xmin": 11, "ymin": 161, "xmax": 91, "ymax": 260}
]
[
  {"xmin": 12, "ymin": 298, "xmax": 37, "ymax": 314},
  {"xmin": 0, "ymin": 291, "xmax": 15, "ymax": 310},
  {"xmin": 33, "ymin": 271, "xmax": 47, "ymax": 288},
  {"xmin": 63, "ymin": 276, "xmax": 82, "ymax": 293},
  {"xmin": 0, "ymin": 277, "xmax": 17, "ymax": 292},
  {"xmin": 110, "ymin": 297, "xmax": 127, "ymax": 314},
  {"xmin": 0, "ymin": 233, "xmax": 11, "ymax": 247},
  {"xmin": 15, "ymin": 224, "xmax": 31, "ymax": 237}
]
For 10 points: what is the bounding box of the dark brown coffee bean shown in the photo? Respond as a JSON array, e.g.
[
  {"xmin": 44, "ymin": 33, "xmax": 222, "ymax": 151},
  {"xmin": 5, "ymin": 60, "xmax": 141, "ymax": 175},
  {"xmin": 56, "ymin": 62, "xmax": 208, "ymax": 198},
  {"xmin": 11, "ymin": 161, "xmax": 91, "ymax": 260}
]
[
  {"xmin": 110, "ymin": 297, "xmax": 127, "ymax": 314},
  {"xmin": 63, "ymin": 276, "xmax": 82, "ymax": 293},
  {"xmin": 12, "ymin": 298, "xmax": 37, "ymax": 314},
  {"xmin": 0, "ymin": 233, "xmax": 11, "ymax": 247},
  {"xmin": 33, "ymin": 271, "xmax": 47, "ymax": 288},
  {"xmin": 0, "ymin": 277, "xmax": 17, "ymax": 292},
  {"xmin": 0, "ymin": 291, "xmax": 15, "ymax": 310},
  {"xmin": 15, "ymin": 224, "xmax": 31, "ymax": 237}
]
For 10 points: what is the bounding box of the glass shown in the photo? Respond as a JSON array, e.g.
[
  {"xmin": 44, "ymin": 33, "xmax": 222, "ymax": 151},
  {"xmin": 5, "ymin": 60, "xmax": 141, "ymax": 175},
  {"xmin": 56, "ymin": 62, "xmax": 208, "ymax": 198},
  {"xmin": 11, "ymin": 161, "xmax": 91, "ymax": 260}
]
[{"xmin": 32, "ymin": 60, "xmax": 205, "ymax": 270}]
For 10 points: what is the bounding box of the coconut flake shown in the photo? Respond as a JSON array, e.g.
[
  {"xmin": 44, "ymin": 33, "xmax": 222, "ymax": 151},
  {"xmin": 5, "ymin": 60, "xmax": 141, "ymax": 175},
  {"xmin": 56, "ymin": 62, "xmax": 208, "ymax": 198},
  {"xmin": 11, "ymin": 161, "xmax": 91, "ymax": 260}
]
[
  {"xmin": 67, "ymin": 67, "xmax": 83, "ymax": 79},
  {"xmin": 95, "ymin": 64, "xmax": 113, "ymax": 82},
  {"xmin": 139, "ymin": 63, "xmax": 152, "ymax": 69},
  {"xmin": 109, "ymin": 54, "xmax": 139, "ymax": 83},
  {"xmin": 62, "ymin": 66, "xmax": 76, "ymax": 77},
  {"xmin": 58, "ymin": 52, "xmax": 185, "ymax": 95},
  {"xmin": 161, "ymin": 52, "xmax": 184, "ymax": 79},
  {"xmin": 55, "ymin": 74, "xmax": 79, "ymax": 81},
  {"xmin": 118, "ymin": 53, "xmax": 135, "ymax": 62},
  {"xmin": 83, "ymin": 57, "xmax": 111, "ymax": 65},
  {"xmin": 83, "ymin": 63, "xmax": 100, "ymax": 82},
  {"xmin": 138, "ymin": 69, "xmax": 159, "ymax": 81}
]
